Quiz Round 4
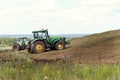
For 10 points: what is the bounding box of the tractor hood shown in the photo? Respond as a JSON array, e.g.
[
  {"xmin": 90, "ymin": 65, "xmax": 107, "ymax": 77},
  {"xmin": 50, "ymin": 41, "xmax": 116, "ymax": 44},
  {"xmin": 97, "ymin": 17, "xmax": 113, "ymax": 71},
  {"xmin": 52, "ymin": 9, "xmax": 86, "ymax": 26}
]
[
  {"xmin": 49, "ymin": 36, "xmax": 70, "ymax": 45},
  {"xmin": 49, "ymin": 36, "xmax": 64, "ymax": 39},
  {"xmin": 49, "ymin": 36, "xmax": 64, "ymax": 41},
  {"xmin": 48, "ymin": 36, "xmax": 65, "ymax": 44}
]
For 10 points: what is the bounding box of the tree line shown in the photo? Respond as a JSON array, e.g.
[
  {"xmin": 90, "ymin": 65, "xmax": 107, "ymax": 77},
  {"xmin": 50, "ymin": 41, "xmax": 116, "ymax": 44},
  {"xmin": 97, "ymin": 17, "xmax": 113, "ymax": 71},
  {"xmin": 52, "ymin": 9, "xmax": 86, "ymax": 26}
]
[{"xmin": 0, "ymin": 38, "xmax": 17, "ymax": 46}]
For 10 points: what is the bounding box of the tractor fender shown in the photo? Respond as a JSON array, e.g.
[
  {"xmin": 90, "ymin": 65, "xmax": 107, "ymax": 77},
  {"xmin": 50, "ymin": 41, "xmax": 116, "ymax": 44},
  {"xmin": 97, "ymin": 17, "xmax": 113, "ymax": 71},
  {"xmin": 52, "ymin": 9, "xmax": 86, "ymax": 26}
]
[
  {"xmin": 31, "ymin": 39, "xmax": 46, "ymax": 48},
  {"xmin": 32, "ymin": 39, "xmax": 45, "ymax": 44},
  {"xmin": 31, "ymin": 39, "xmax": 43, "ymax": 43},
  {"xmin": 52, "ymin": 40, "xmax": 61, "ymax": 49}
]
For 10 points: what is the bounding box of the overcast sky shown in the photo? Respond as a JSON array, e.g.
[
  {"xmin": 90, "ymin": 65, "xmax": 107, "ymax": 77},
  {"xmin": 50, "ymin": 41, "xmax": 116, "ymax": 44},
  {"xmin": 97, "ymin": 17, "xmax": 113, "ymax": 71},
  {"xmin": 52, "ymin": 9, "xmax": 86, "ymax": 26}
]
[{"xmin": 0, "ymin": 0, "xmax": 120, "ymax": 34}]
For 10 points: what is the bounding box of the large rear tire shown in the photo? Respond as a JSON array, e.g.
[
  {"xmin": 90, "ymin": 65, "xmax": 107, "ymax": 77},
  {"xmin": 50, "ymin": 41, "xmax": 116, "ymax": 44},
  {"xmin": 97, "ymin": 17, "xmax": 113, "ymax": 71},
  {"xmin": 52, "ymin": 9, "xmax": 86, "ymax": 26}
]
[
  {"xmin": 12, "ymin": 43, "xmax": 20, "ymax": 51},
  {"xmin": 31, "ymin": 41, "xmax": 45, "ymax": 53},
  {"xmin": 55, "ymin": 41, "xmax": 65, "ymax": 50}
]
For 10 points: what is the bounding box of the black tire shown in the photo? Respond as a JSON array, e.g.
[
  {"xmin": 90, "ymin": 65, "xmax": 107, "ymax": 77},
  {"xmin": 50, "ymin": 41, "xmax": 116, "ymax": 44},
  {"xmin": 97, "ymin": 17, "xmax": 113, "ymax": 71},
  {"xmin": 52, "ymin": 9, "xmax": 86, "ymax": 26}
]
[
  {"xmin": 12, "ymin": 43, "xmax": 20, "ymax": 51},
  {"xmin": 55, "ymin": 41, "xmax": 65, "ymax": 50},
  {"xmin": 26, "ymin": 44, "xmax": 31, "ymax": 53},
  {"xmin": 26, "ymin": 44, "xmax": 32, "ymax": 53},
  {"xmin": 31, "ymin": 41, "xmax": 45, "ymax": 53}
]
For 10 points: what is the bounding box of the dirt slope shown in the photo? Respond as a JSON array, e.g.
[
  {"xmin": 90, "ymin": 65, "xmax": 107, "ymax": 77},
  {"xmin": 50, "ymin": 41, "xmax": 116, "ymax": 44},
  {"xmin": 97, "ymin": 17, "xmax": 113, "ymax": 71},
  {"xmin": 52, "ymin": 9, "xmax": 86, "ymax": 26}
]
[
  {"xmin": 27, "ymin": 29, "xmax": 120, "ymax": 63},
  {"xmin": 1, "ymin": 29, "xmax": 120, "ymax": 63}
]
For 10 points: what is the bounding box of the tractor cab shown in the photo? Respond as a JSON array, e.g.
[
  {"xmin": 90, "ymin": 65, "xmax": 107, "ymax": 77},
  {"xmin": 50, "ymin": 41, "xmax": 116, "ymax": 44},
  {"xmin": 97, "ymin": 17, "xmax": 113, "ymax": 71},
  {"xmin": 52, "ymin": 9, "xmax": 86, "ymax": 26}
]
[
  {"xmin": 32, "ymin": 29, "xmax": 49, "ymax": 39},
  {"xmin": 16, "ymin": 37, "xmax": 28, "ymax": 45}
]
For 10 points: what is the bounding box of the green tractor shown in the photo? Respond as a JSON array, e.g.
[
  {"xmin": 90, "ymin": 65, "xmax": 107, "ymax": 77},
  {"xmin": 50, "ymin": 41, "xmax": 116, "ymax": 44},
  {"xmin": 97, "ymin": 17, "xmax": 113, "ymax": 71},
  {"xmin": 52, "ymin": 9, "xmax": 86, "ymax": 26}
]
[
  {"xmin": 12, "ymin": 37, "xmax": 30, "ymax": 51},
  {"xmin": 27, "ymin": 29, "xmax": 67, "ymax": 53}
]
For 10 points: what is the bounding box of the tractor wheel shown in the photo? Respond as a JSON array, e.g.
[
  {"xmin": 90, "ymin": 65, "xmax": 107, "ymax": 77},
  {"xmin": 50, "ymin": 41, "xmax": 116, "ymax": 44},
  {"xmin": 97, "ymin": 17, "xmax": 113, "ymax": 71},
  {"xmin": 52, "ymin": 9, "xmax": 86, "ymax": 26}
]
[
  {"xmin": 55, "ymin": 41, "xmax": 65, "ymax": 50},
  {"xmin": 12, "ymin": 43, "xmax": 20, "ymax": 51},
  {"xmin": 32, "ymin": 41, "xmax": 45, "ymax": 53}
]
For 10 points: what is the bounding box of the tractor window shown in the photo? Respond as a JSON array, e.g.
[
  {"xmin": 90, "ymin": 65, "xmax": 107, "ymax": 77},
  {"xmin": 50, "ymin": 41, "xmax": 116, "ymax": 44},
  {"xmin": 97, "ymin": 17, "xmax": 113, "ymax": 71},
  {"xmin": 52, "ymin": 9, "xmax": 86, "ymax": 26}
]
[
  {"xmin": 34, "ymin": 33, "xmax": 38, "ymax": 38},
  {"xmin": 23, "ymin": 38, "xmax": 29, "ymax": 45},
  {"xmin": 38, "ymin": 32, "xmax": 43, "ymax": 38},
  {"xmin": 23, "ymin": 38, "xmax": 27, "ymax": 42},
  {"xmin": 41, "ymin": 33, "xmax": 46, "ymax": 39},
  {"xmin": 36, "ymin": 32, "xmax": 46, "ymax": 39},
  {"xmin": 18, "ymin": 38, "xmax": 23, "ymax": 44},
  {"xmin": 33, "ymin": 32, "xmax": 47, "ymax": 39}
]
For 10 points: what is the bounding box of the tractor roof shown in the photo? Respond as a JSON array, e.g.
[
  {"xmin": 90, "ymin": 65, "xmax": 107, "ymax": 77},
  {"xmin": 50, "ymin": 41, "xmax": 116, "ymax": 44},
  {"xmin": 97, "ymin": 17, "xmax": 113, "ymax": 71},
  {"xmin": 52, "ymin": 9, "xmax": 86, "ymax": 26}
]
[{"xmin": 32, "ymin": 29, "xmax": 48, "ymax": 33}]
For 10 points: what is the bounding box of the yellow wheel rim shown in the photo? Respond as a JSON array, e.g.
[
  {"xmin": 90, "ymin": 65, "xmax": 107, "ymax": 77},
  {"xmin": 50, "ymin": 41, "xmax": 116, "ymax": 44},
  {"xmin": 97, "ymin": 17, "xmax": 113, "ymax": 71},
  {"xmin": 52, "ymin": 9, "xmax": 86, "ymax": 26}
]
[
  {"xmin": 35, "ymin": 44, "xmax": 42, "ymax": 51},
  {"xmin": 58, "ymin": 44, "xmax": 63, "ymax": 49}
]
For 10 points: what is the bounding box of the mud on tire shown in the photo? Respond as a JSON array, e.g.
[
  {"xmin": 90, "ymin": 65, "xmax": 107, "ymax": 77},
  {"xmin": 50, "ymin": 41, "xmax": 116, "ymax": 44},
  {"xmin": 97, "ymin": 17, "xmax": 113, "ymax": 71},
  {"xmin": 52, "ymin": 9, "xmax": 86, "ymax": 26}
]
[
  {"xmin": 31, "ymin": 41, "xmax": 45, "ymax": 53},
  {"xmin": 12, "ymin": 43, "xmax": 20, "ymax": 51},
  {"xmin": 55, "ymin": 41, "xmax": 65, "ymax": 50}
]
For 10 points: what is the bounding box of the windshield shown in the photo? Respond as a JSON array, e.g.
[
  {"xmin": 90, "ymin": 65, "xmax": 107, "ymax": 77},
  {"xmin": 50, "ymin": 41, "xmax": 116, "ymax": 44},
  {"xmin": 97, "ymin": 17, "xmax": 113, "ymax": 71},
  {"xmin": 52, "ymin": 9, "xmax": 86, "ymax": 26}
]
[
  {"xmin": 17, "ymin": 38, "xmax": 28, "ymax": 43},
  {"xmin": 34, "ymin": 32, "xmax": 46, "ymax": 39}
]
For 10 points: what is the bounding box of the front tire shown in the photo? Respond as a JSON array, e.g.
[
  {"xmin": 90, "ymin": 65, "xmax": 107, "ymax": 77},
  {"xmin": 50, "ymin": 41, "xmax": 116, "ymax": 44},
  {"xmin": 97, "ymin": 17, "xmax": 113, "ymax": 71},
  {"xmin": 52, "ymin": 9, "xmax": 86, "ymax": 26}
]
[
  {"xmin": 31, "ymin": 41, "xmax": 45, "ymax": 53},
  {"xmin": 55, "ymin": 41, "xmax": 65, "ymax": 50}
]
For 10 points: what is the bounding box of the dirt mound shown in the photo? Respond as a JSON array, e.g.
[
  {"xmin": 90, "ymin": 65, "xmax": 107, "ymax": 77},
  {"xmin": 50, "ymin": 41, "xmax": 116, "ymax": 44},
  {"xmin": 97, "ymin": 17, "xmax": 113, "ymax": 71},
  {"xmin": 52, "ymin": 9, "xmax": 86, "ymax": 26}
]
[
  {"xmin": 1, "ymin": 29, "xmax": 120, "ymax": 63},
  {"xmin": 69, "ymin": 29, "xmax": 120, "ymax": 63}
]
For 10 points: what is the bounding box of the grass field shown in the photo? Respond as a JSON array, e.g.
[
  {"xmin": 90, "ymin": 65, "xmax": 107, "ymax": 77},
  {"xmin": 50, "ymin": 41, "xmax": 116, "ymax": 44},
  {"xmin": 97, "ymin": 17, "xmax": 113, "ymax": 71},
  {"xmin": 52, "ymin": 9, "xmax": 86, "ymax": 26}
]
[
  {"xmin": 0, "ymin": 58, "xmax": 120, "ymax": 80},
  {"xmin": 0, "ymin": 38, "xmax": 16, "ymax": 51},
  {"xmin": 0, "ymin": 47, "xmax": 12, "ymax": 50},
  {"xmin": 0, "ymin": 37, "xmax": 16, "ymax": 51},
  {"xmin": 0, "ymin": 38, "xmax": 16, "ymax": 46}
]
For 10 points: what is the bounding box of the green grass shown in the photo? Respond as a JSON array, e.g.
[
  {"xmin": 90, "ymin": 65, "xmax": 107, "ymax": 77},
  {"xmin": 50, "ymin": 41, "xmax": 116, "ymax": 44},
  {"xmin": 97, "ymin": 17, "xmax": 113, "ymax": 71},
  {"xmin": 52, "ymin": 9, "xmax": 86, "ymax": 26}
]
[
  {"xmin": 0, "ymin": 38, "xmax": 17, "ymax": 46},
  {"xmin": 0, "ymin": 38, "xmax": 16, "ymax": 50},
  {"xmin": 0, "ymin": 47, "xmax": 12, "ymax": 50},
  {"xmin": 0, "ymin": 58, "xmax": 120, "ymax": 80}
]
